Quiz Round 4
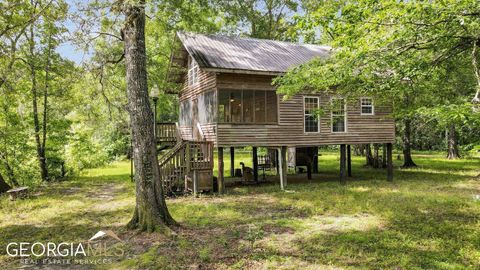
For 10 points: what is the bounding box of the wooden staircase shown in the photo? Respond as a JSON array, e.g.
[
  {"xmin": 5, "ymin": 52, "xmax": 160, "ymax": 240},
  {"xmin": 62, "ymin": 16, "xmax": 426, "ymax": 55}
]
[{"xmin": 156, "ymin": 123, "xmax": 213, "ymax": 195}]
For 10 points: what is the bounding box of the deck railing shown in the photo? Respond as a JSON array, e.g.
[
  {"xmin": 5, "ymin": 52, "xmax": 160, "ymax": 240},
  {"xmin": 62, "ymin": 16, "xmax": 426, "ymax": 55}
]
[
  {"xmin": 156, "ymin": 122, "xmax": 180, "ymax": 143},
  {"xmin": 158, "ymin": 140, "xmax": 213, "ymax": 194},
  {"xmin": 187, "ymin": 141, "xmax": 214, "ymax": 170}
]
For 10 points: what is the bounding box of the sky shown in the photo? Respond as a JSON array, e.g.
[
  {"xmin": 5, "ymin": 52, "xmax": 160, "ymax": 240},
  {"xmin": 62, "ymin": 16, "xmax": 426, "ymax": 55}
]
[
  {"xmin": 55, "ymin": 0, "xmax": 312, "ymax": 65},
  {"xmin": 55, "ymin": 0, "xmax": 91, "ymax": 65},
  {"xmin": 56, "ymin": 41, "xmax": 88, "ymax": 65}
]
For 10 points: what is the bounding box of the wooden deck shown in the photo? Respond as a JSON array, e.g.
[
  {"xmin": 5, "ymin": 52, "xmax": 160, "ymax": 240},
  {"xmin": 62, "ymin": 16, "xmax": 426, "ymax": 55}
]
[
  {"xmin": 156, "ymin": 122, "xmax": 180, "ymax": 144},
  {"xmin": 156, "ymin": 122, "xmax": 214, "ymax": 194}
]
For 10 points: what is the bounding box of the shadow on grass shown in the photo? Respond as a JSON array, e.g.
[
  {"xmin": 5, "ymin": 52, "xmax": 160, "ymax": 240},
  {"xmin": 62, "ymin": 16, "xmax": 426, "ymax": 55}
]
[
  {"xmin": 0, "ymin": 207, "xmax": 132, "ymax": 252},
  {"xmin": 291, "ymin": 194, "xmax": 479, "ymax": 269}
]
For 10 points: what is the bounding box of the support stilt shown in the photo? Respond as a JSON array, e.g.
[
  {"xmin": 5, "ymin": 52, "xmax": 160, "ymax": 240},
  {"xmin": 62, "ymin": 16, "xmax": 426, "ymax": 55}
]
[
  {"xmin": 253, "ymin": 147, "xmax": 258, "ymax": 182},
  {"xmin": 230, "ymin": 147, "xmax": 235, "ymax": 177},
  {"xmin": 347, "ymin": 145, "xmax": 352, "ymax": 177},
  {"xmin": 313, "ymin": 147, "xmax": 319, "ymax": 174},
  {"xmin": 218, "ymin": 147, "xmax": 225, "ymax": 193},
  {"xmin": 340, "ymin": 144, "xmax": 347, "ymax": 184},
  {"xmin": 278, "ymin": 146, "xmax": 288, "ymax": 190},
  {"xmin": 193, "ymin": 170, "xmax": 198, "ymax": 197}
]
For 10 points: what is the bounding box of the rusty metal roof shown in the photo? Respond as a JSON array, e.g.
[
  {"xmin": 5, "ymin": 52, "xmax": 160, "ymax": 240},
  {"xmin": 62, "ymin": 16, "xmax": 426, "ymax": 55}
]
[{"xmin": 177, "ymin": 32, "xmax": 331, "ymax": 74}]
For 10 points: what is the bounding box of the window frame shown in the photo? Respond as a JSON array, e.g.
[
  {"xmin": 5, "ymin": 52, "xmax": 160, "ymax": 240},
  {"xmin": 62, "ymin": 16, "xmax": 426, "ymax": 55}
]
[
  {"xmin": 331, "ymin": 97, "xmax": 347, "ymax": 133},
  {"xmin": 217, "ymin": 89, "xmax": 278, "ymax": 125},
  {"xmin": 188, "ymin": 56, "xmax": 199, "ymax": 86},
  {"xmin": 360, "ymin": 97, "xmax": 374, "ymax": 115},
  {"xmin": 303, "ymin": 96, "xmax": 320, "ymax": 133}
]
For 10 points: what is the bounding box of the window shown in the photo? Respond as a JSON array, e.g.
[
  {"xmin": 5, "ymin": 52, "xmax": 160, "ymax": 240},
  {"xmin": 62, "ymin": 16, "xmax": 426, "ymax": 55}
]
[
  {"xmin": 304, "ymin": 97, "xmax": 319, "ymax": 133},
  {"xmin": 188, "ymin": 56, "xmax": 199, "ymax": 86},
  {"xmin": 360, "ymin": 97, "xmax": 374, "ymax": 115},
  {"xmin": 218, "ymin": 90, "xmax": 277, "ymax": 123},
  {"xmin": 331, "ymin": 98, "xmax": 346, "ymax": 133}
]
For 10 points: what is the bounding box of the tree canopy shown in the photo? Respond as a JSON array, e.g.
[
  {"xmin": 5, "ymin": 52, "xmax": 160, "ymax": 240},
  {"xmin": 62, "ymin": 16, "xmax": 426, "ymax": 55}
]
[{"xmin": 0, "ymin": 0, "xmax": 478, "ymax": 193}]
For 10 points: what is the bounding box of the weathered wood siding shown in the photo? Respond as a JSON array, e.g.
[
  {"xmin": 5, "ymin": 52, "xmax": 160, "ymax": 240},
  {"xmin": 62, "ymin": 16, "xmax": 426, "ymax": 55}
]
[
  {"xmin": 179, "ymin": 69, "xmax": 216, "ymax": 101},
  {"xmin": 216, "ymin": 73, "xmax": 275, "ymax": 91},
  {"xmin": 177, "ymin": 71, "xmax": 394, "ymax": 147},
  {"xmin": 179, "ymin": 126, "xmax": 193, "ymax": 141},
  {"xmin": 178, "ymin": 69, "xmax": 217, "ymax": 142},
  {"xmin": 215, "ymin": 73, "xmax": 395, "ymax": 147},
  {"xmin": 199, "ymin": 123, "xmax": 217, "ymax": 144}
]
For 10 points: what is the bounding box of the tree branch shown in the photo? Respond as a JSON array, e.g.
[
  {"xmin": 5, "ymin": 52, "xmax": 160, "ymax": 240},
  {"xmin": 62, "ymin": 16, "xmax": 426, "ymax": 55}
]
[{"xmin": 91, "ymin": 31, "xmax": 123, "ymax": 41}]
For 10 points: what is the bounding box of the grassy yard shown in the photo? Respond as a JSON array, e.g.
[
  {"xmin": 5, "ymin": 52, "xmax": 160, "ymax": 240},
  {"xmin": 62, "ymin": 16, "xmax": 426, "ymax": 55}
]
[{"xmin": 1, "ymin": 151, "xmax": 479, "ymax": 269}]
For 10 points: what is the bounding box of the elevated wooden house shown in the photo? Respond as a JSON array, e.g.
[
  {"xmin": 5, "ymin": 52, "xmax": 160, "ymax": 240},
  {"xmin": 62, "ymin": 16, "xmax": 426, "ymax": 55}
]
[{"xmin": 158, "ymin": 32, "xmax": 394, "ymax": 194}]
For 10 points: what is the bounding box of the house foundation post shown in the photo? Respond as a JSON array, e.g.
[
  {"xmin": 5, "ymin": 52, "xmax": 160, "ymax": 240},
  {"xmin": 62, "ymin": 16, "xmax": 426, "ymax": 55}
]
[
  {"xmin": 275, "ymin": 149, "xmax": 280, "ymax": 175},
  {"xmin": 307, "ymin": 162, "xmax": 312, "ymax": 180},
  {"xmin": 230, "ymin": 147, "xmax": 235, "ymax": 177},
  {"xmin": 278, "ymin": 146, "xmax": 288, "ymax": 190},
  {"xmin": 218, "ymin": 147, "xmax": 225, "ymax": 194},
  {"xmin": 253, "ymin": 147, "xmax": 258, "ymax": 182},
  {"xmin": 313, "ymin": 147, "xmax": 319, "ymax": 174},
  {"xmin": 193, "ymin": 170, "xmax": 198, "ymax": 197},
  {"xmin": 340, "ymin": 144, "xmax": 347, "ymax": 184},
  {"xmin": 347, "ymin": 145, "xmax": 352, "ymax": 177}
]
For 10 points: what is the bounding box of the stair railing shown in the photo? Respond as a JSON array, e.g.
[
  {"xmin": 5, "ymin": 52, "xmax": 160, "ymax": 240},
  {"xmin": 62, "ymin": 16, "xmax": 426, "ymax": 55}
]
[{"xmin": 157, "ymin": 122, "xmax": 214, "ymax": 195}]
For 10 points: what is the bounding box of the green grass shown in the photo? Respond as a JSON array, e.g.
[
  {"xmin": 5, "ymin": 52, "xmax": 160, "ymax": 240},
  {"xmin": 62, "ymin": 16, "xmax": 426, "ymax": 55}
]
[{"xmin": 1, "ymin": 152, "xmax": 479, "ymax": 269}]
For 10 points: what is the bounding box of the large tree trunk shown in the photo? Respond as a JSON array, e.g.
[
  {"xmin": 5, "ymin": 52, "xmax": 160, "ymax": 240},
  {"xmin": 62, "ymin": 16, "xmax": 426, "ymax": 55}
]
[
  {"xmin": 123, "ymin": 1, "xmax": 175, "ymax": 231},
  {"xmin": 446, "ymin": 125, "xmax": 460, "ymax": 159},
  {"xmin": 402, "ymin": 118, "xmax": 417, "ymax": 168},
  {"xmin": 0, "ymin": 172, "xmax": 11, "ymax": 194},
  {"xmin": 28, "ymin": 23, "xmax": 48, "ymax": 181}
]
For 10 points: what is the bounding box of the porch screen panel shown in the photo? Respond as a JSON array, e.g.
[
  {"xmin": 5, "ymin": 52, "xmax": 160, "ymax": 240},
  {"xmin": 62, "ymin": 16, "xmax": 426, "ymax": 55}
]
[
  {"xmin": 266, "ymin": 91, "xmax": 278, "ymax": 122},
  {"xmin": 230, "ymin": 91, "xmax": 242, "ymax": 122},
  {"xmin": 218, "ymin": 89, "xmax": 277, "ymax": 124},
  {"xmin": 218, "ymin": 90, "xmax": 230, "ymax": 122},
  {"xmin": 243, "ymin": 90, "xmax": 254, "ymax": 123},
  {"xmin": 254, "ymin": 91, "xmax": 266, "ymax": 123}
]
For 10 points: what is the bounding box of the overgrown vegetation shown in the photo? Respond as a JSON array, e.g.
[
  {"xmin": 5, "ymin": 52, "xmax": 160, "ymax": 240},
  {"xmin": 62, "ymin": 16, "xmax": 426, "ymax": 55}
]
[
  {"xmin": 1, "ymin": 152, "xmax": 479, "ymax": 269},
  {"xmin": 1, "ymin": 0, "xmax": 479, "ymax": 266}
]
